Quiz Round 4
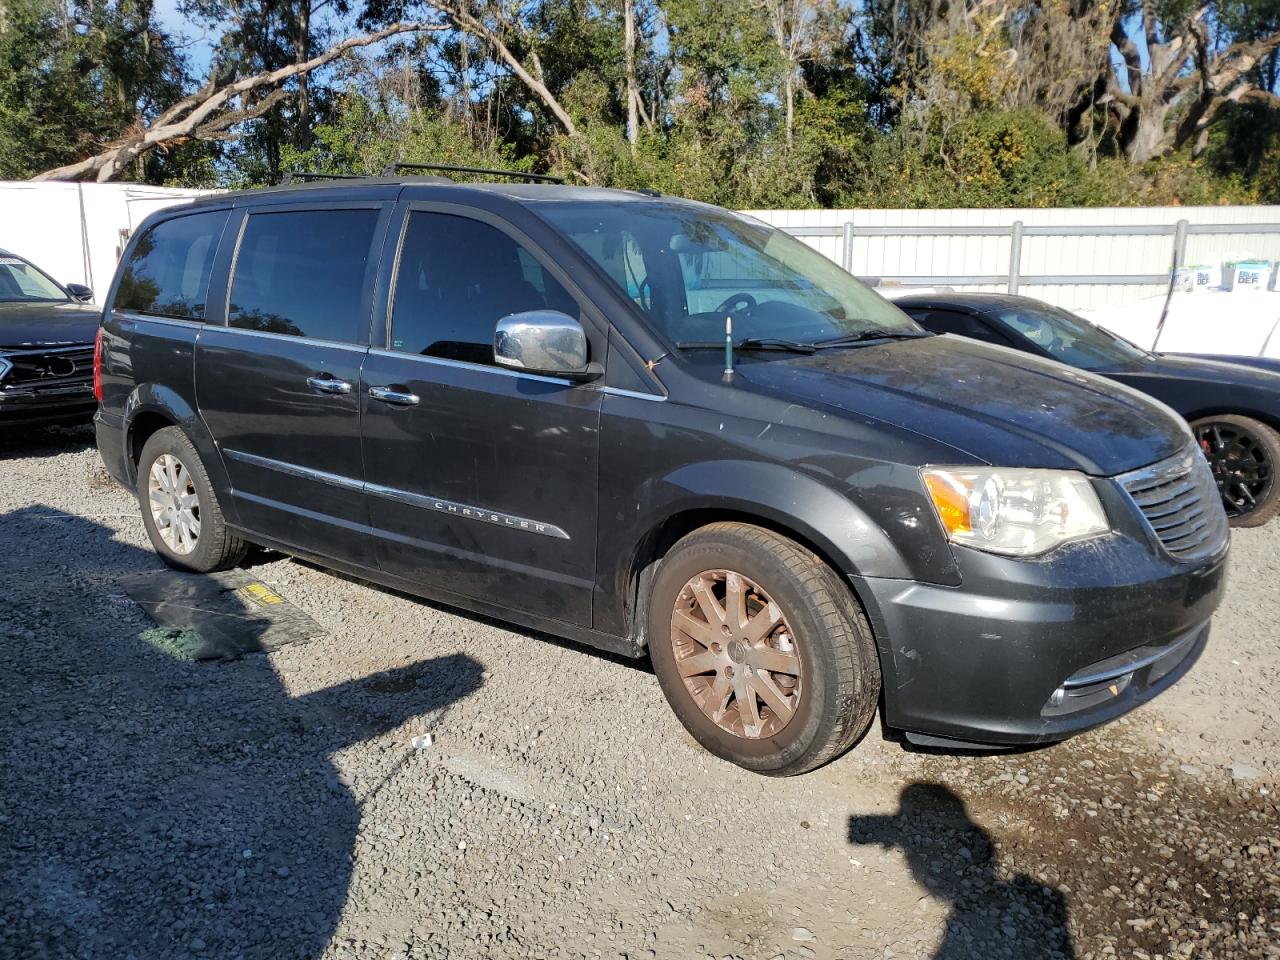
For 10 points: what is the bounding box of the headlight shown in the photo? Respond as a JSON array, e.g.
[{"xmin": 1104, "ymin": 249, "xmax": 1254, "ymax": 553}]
[{"xmin": 921, "ymin": 467, "xmax": 1109, "ymax": 557}]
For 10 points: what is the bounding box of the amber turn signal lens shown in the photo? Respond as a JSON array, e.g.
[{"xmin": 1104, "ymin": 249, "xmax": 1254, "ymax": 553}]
[{"xmin": 922, "ymin": 471, "xmax": 972, "ymax": 535}]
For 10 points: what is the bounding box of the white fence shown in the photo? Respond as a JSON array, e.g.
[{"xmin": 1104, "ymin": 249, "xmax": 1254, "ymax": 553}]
[
  {"xmin": 0, "ymin": 182, "xmax": 211, "ymax": 303},
  {"xmin": 747, "ymin": 206, "xmax": 1280, "ymax": 310},
  {"xmin": 3, "ymin": 181, "xmax": 1279, "ymax": 312}
]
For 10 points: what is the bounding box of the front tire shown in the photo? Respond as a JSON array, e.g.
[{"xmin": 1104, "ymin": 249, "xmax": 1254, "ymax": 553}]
[
  {"xmin": 647, "ymin": 522, "xmax": 881, "ymax": 776},
  {"xmin": 136, "ymin": 426, "xmax": 247, "ymax": 572},
  {"xmin": 1191, "ymin": 415, "xmax": 1280, "ymax": 528}
]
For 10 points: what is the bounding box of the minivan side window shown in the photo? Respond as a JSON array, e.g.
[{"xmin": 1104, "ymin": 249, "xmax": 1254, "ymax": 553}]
[
  {"xmin": 228, "ymin": 209, "xmax": 380, "ymax": 342},
  {"xmin": 390, "ymin": 212, "xmax": 578, "ymax": 365},
  {"xmin": 115, "ymin": 211, "xmax": 228, "ymax": 320}
]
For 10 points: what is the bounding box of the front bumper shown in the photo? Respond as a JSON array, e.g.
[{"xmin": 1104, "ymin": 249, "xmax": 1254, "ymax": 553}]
[
  {"xmin": 0, "ymin": 382, "xmax": 96, "ymax": 428},
  {"xmin": 856, "ymin": 530, "xmax": 1227, "ymax": 747}
]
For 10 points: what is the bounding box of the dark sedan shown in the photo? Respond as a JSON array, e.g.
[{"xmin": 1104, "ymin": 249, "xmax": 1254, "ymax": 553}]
[
  {"xmin": 896, "ymin": 292, "xmax": 1280, "ymax": 527},
  {"xmin": 0, "ymin": 250, "xmax": 100, "ymax": 429}
]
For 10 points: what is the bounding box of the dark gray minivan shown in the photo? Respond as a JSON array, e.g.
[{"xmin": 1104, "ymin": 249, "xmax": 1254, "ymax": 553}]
[{"xmin": 95, "ymin": 174, "xmax": 1230, "ymax": 775}]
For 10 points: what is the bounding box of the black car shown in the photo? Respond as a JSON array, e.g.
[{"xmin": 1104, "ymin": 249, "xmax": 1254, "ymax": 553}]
[
  {"xmin": 0, "ymin": 249, "xmax": 100, "ymax": 429},
  {"xmin": 94, "ymin": 174, "xmax": 1228, "ymax": 775},
  {"xmin": 896, "ymin": 292, "xmax": 1280, "ymax": 527}
]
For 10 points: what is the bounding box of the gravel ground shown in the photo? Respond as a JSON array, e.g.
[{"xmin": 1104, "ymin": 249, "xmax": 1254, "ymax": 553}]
[{"xmin": 1, "ymin": 426, "xmax": 1278, "ymax": 960}]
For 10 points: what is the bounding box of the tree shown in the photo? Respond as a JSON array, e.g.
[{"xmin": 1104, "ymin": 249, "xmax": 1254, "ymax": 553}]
[
  {"xmin": 413, "ymin": 0, "xmax": 581, "ymax": 136},
  {"xmin": 1105, "ymin": 1, "xmax": 1280, "ymax": 163},
  {"xmin": 755, "ymin": 0, "xmax": 843, "ymax": 147},
  {"xmin": 0, "ymin": 0, "xmax": 188, "ymax": 179},
  {"xmin": 32, "ymin": 21, "xmax": 444, "ymax": 180}
]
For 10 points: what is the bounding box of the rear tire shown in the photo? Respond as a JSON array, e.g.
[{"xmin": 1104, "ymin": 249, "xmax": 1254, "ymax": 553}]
[
  {"xmin": 136, "ymin": 426, "xmax": 247, "ymax": 572},
  {"xmin": 1191, "ymin": 415, "xmax": 1280, "ymax": 528},
  {"xmin": 647, "ymin": 522, "xmax": 881, "ymax": 776}
]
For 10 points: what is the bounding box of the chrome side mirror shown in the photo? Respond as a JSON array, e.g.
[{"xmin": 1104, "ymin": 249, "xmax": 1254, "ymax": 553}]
[{"xmin": 494, "ymin": 310, "xmax": 600, "ymax": 380}]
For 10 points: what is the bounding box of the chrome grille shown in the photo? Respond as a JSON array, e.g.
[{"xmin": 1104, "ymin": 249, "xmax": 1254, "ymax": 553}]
[
  {"xmin": 0, "ymin": 346, "xmax": 94, "ymax": 389},
  {"xmin": 1118, "ymin": 446, "xmax": 1229, "ymax": 562}
]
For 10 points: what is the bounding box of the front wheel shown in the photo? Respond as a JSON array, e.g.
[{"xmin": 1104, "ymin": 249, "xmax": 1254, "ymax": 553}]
[
  {"xmin": 647, "ymin": 522, "xmax": 881, "ymax": 776},
  {"xmin": 1191, "ymin": 415, "xmax": 1280, "ymax": 528}
]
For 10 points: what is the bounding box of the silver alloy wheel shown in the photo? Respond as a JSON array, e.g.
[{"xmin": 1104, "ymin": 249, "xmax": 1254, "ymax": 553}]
[{"xmin": 147, "ymin": 453, "xmax": 200, "ymax": 555}]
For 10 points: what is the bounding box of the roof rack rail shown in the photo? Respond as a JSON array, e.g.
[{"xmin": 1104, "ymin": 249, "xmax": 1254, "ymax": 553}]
[
  {"xmin": 281, "ymin": 171, "xmax": 368, "ymax": 183},
  {"xmin": 381, "ymin": 162, "xmax": 564, "ymax": 184}
]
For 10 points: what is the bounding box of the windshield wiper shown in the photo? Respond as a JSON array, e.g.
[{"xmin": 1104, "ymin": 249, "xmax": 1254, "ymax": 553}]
[
  {"xmin": 813, "ymin": 331, "xmax": 932, "ymax": 348},
  {"xmin": 676, "ymin": 338, "xmax": 817, "ymax": 354}
]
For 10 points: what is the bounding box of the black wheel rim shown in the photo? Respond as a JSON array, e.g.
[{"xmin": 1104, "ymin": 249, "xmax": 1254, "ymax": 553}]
[{"xmin": 1194, "ymin": 421, "xmax": 1273, "ymax": 519}]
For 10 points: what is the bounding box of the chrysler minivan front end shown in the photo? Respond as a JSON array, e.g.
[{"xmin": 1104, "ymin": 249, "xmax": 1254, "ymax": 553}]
[{"xmin": 859, "ymin": 444, "xmax": 1228, "ymax": 748}]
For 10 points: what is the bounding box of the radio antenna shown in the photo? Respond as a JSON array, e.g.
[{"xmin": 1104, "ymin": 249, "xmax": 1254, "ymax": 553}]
[{"xmin": 723, "ymin": 315, "xmax": 735, "ymax": 381}]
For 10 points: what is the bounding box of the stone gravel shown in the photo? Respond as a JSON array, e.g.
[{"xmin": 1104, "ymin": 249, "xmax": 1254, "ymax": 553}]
[{"xmin": 1, "ymin": 426, "xmax": 1277, "ymax": 960}]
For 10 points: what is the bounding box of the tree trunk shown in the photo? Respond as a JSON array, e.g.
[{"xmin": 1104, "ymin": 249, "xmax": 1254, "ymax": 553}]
[
  {"xmin": 422, "ymin": 0, "xmax": 580, "ymax": 138},
  {"xmin": 624, "ymin": 0, "xmax": 639, "ymax": 152},
  {"xmin": 1106, "ymin": 4, "xmax": 1280, "ymax": 164},
  {"xmin": 784, "ymin": 70, "xmax": 794, "ymax": 147},
  {"xmin": 294, "ymin": 0, "xmax": 312, "ymax": 149}
]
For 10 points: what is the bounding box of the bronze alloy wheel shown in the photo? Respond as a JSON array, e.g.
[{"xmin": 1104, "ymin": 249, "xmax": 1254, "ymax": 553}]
[{"xmin": 669, "ymin": 569, "xmax": 802, "ymax": 740}]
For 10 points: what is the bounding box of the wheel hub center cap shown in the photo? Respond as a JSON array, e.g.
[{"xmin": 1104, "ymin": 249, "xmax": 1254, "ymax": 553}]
[{"xmin": 727, "ymin": 639, "xmax": 749, "ymax": 663}]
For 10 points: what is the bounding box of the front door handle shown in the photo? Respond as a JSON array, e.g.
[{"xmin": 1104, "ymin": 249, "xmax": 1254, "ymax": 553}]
[
  {"xmin": 307, "ymin": 375, "xmax": 352, "ymax": 395},
  {"xmin": 369, "ymin": 385, "xmax": 420, "ymax": 406}
]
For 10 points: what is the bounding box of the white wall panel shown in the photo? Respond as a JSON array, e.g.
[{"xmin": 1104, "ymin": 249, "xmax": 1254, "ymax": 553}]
[
  {"xmin": 0, "ymin": 182, "xmax": 213, "ymax": 303},
  {"xmin": 743, "ymin": 205, "xmax": 1280, "ymax": 310}
]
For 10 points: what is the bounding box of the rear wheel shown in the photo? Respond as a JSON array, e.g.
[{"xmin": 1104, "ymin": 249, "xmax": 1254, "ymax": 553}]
[
  {"xmin": 1191, "ymin": 415, "xmax": 1280, "ymax": 528},
  {"xmin": 647, "ymin": 522, "xmax": 880, "ymax": 776},
  {"xmin": 136, "ymin": 427, "xmax": 247, "ymax": 572}
]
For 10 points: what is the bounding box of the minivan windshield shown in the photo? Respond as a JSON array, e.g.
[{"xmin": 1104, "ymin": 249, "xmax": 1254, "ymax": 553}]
[
  {"xmin": 537, "ymin": 201, "xmax": 924, "ymax": 348},
  {"xmin": 994, "ymin": 302, "xmax": 1148, "ymax": 370},
  {"xmin": 0, "ymin": 256, "xmax": 67, "ymax": 303}
]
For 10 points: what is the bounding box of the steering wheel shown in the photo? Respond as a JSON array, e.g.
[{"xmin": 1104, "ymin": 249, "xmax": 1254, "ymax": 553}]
[
  {"xmin": 715, "ymin": 292, "xmax": 757, "ymax": 314},
  {"xmin": 1049, "ymin": 336, "xmax": 1067, "ymax": 353}
]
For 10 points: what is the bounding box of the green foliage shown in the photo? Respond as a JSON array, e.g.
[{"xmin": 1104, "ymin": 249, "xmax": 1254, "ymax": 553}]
[
  {"xmin": 841, "ymin": 110, "xmax": 1106, "ymax": 209},
  {"xmin": 0, "ymin": 0, "xmax": 187, "ymax": 178},
  {"xmin": 6, "ymin": 0, "xmax": 1280, "ymax": 209},
  {"xmin": 281, "ymin": 94, "xmax": 530, "ymax": 181}
]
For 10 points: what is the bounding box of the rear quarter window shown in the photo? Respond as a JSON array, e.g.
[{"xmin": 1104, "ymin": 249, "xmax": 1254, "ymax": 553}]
[{"xmin": 114, "ymin": 210, "xmax": 228, "ymax": 320}]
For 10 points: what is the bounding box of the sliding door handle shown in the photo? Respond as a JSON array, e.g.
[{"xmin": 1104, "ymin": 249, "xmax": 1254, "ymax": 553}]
[
  {"xmin": 306, "ymin": 375, "xmax": 352, "ymax": 395},
  {"xmin": 369, "ymin": 385, "xmax": 420, "ymax": 406}
]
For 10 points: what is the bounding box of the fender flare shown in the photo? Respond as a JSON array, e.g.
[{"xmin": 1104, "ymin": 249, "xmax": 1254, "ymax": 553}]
[
  {"xmin": 649, "ymin": 459, "xmax": 912, "ymax": 579},
  {"xmin": 122, "ymin": 385, "xmax": 235, "ymax": 517}
]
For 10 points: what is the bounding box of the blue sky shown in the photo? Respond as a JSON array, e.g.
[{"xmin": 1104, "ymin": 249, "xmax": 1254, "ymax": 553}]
[{"xmin": 155, "ymin": 0, "xmax": 215, "ymax": 77}]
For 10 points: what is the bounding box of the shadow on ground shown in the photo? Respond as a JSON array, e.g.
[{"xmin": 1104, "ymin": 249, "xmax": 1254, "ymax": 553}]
[
  {"xmin": 293, "ymin": 557, "xmax": 653, "ymax": 674},
  {"xmin": 0, "ymin": 423, "xmax": 95, "ymax": 462},
  {"xmin": 849, "ymin": 783, "xmax": 1077, "ymax": 960},
  {"xmin": 0, "ymin": 506, "xmax": 484, "ymax": 959}
]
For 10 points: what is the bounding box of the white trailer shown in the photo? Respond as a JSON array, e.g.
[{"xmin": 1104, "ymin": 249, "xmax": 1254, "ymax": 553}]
[{"xmin": 0, "ymin": 181, "xmax": 212, "ymax": 304}]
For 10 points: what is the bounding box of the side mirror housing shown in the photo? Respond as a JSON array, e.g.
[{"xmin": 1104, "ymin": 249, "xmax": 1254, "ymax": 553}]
[
  {"xmin": 65, "ymin": 283, "xmax": 94, "ymax": 302},
  {"xmin": 494, "ymin": 310, "xmax": 601, "ymax": 381}
]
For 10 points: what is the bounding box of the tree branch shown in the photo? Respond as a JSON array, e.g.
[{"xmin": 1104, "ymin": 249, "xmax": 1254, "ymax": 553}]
[
  {"xmin": 419, "ymin": 0, "xmax": 579, "ymax": 138},
  {"xmin": 32, "ymin": 21, "xmax": 445, "ymax": 182},
  {"xmin": 1110, "ymin": 17, "xmax": 1144, "ymax": 96}
]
